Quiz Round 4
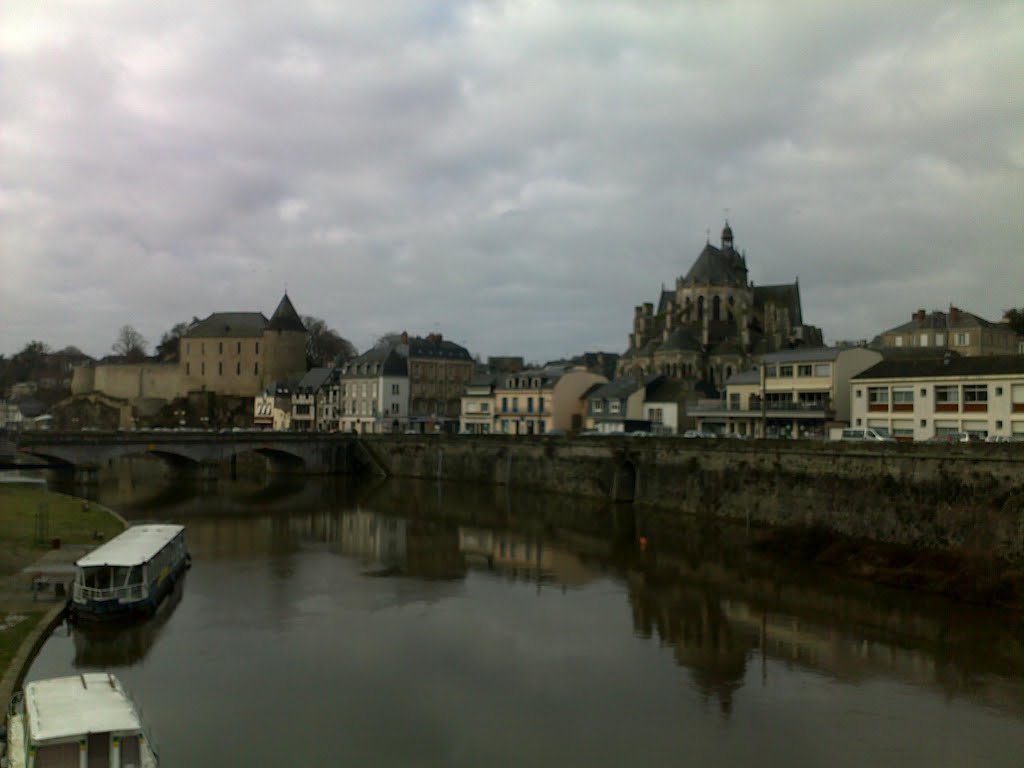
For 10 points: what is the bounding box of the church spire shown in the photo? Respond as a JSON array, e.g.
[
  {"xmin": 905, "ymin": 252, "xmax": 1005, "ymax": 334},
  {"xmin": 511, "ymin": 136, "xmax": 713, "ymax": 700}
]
[{"xmin": 721, "ymin": 219, "xmax": 734, "ymax": 250}]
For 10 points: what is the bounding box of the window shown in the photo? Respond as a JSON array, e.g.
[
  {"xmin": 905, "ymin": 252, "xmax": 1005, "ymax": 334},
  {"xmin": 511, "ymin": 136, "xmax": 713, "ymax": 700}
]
[
  {"xmin": 186, "ymin": 363, "xmax": 190, "ymax": 375},
  {"xmin": 392, "ymin": 384, "xmax": 400, "ymax": 395},
  {"xmin": 201, "ymin": 362, "xmax": 205, "ymax": 375},
  {"xmin": 814, "ymin": 363, "xmax": 830, "ymax": 376},
  {"xmin": 236, "ymin": 362, "xmax": 241, "ymax": 375},
  {"xmin": 538, "ymin": 396, "xmax": 545, "ymax": 413},
  {"xmin": 512, "ymin": 397, "xmax": 519, "ymax": 413},
  {"xmin": 892, "ymin": 420, "xmax": 914, "ymax": 439},
  {"xmin": 766, "ymin": 366, "xmax": 777, "ymax": 377},
  {"xmin": 935, "ymin": 385, "xmax": 958, "ymax": 410},
  {"xmin": 855, "ymin": 389, "xmax": 862, "ymax": 398},
  {"xmin": 963, "ymin": 384, "xmax": 987, "ymax": 410},
  {"xmin": 779, "ymin": 365, "xmax": 793, "ymax": 377},
  {"xmin": 592, "ymin": 400, "xmax": 603, "ymax": 414},
  {"xmin": 219, "ymin": 342, "xmax": 223, "ymax": 353},
  {"xmin": 609, "ymin": 400, "xmax": 621, "ymax": 414},
  {"xmin": 201, "ymin": 342, "xmax": 206, "ymax": 354},
  {"xmin": 920, "ymin": 388, "xmax": 926, "ymax": 397},
  {"xmin": 893, "ymin": 389, "xmax": 914, "ymax": 410},
  {"xmin": 955, "ymin": 332, "xmax": 970, "ymax": 346},
  {"xmin": 480, "ymin": 403, "xmax": 490, "ymax": 413},
  {"xmin": 218, "ymin": 362, "xmax": 223, "ymax": 375},
  {"xmin": 867, "ymin": 387, "xmax": 889, "ymax": 405},
  {"xmin": 919, "ymin": 333, "xmax": 929, "ymax": 347},
  {"xmin": 995, "ymin": 387, "xmax": 1003, "ymax": 396},
  {"xmin": 798, "ymin": 364, "xmax": 813, "ymax": 377},
  {"xmin": 920, "ymin": 419, "xmax": 927, "ymax": 427},
  {"xmin": 254, "ymin": 363, "xmax": 259, "ymax": 375},
  {"xmin": 501, "ymin": 420, "xmax": 509, "ymax": 433},
  {"xmin": 527, "ymin": 397, "xmax": 534, "ymax": 414},
  {"xmin": 501, "ymin": 397, "xmax": 508, "ymax": 413},
  {"xmin": 935, "ymin": 334, "xmax": 945, "ymax": 346},
  {"xmin": 255, "ymin": 342, "xmax": 260, "ymax": 354},
  {"xmin": 894, "ymin": 336, "xmax": 903, "ymax": 347}
]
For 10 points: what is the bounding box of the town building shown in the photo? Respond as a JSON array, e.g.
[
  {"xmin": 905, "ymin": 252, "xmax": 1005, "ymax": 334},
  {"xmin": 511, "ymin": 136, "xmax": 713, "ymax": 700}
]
[
  {"xmin": 849, "ymin": 355, "xmax": 1024, "ymax": 441},
  {"xmin": 291, "ymin": 368, "xmax": 332, "ymax": 431},
  {"xmin": 585, "ymin": 375, "xmax": 666, "ymax": 433},
  {"xmin": 617, "ymin": 222, "xmax": 822, "ymax": 390},
  {"xmin": 488, "ymin": 367, "xmax": 607, "ymax": 435},
  {"xmin": 641, "ymin": 378, "xmax": 691, "ymax": 434},
  {"xmin": 336, "ymin": 345, "xmax": 409, "ymax": 434},
  {"xmin": 460, "ymin": 374, "xmax": 497, "ymax": 434},
  {"xmin": 689, "ymin": 347, "xmax": 882, "ymax": 438},
  {"xmin": 254, "ymin": 381, "xmax": 295, "ymax": 431},
  {"xmin": 71, "ymin": 294, "xmax": 309, "ymax": 406},
  {"xmin": 874, "ymin": 306, "xmax": 1021, "ymax": 357},
  {"xmin": 403, "ymin": 333, "xmax": 474, "ymax": 433}
]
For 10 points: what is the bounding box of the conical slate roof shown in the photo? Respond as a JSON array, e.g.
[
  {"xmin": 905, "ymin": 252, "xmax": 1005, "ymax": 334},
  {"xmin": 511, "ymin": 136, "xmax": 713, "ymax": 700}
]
[
  {"xmin": 681, "ymin": 243, "xmax": 748, "ymax": 287},
  {"xmin": 268, "ymin": 294, "xmax": 306, "ymax": 332}
]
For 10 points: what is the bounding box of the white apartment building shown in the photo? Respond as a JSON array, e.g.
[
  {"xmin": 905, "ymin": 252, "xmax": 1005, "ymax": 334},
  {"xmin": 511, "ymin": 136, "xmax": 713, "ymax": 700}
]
[
  {"xmin": 850, "ymin": 356, "xmax": 1024, "ymax": 440},
  {"xmin": 460, "ymin": 374, "xmax": 496, "ymax": 434},
  {"xmin": 689, "ymin": 347, "xmax": 883, "ymax": 438},
  {"xmin": 336, "ymin": 346, "xmax": 409, "ymax": 434}
]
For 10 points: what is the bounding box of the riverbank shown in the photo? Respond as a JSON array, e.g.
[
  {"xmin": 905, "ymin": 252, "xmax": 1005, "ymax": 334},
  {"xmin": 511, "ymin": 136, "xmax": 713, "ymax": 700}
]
[
  {"xmin": 751, "ymin": 525, "xmax": 1024, "ymax": 611},
  {"xmin": 0, "ymin": 485, "xmax": 126, "ymax": 705}
]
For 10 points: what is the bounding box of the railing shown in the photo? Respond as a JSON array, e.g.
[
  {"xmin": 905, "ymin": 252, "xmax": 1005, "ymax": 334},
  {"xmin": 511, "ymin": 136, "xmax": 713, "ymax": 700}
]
[
  {"xmin": 74, "ymin": 582, "xmax": 148, "ymax": 603},
  {"xmin": 688, "ymin": 400, "xmax": 833, "ymax": 415}
]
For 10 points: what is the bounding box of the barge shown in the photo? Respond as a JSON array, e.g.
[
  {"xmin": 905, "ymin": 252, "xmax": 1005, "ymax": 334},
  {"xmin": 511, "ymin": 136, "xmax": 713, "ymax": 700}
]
[
  {"xmin": 2, "ymin": 673, "xmax": 158, "ymax": 767},
  {"xmin": 70, "ymin": 524, "xmax": 189, "ymax": 623}
]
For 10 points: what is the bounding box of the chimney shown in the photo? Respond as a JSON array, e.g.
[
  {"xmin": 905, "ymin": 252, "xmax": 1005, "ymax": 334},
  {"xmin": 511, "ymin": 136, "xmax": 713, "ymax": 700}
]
[
  {"xmin": 949, "ymin": 305, "xmax": 960, "ymax": 323},
  {"xmin": 400, "ymin": 331, "xmax": 409, "ymax": 345},
  {"xmin": 912, "ymin": 309, "xmax": 926, "ymax": 322}
]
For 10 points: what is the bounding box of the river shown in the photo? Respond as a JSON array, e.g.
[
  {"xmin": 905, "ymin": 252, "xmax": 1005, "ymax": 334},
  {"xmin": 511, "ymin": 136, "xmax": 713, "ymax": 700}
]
[{"xmin": 25, "ymin": 469, "xmax": 1024, "ymax": 767}]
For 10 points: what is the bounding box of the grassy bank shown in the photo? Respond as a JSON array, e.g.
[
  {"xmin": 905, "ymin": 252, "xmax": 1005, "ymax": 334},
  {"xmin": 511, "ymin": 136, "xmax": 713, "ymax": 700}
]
[
  {"xmin": 0, "ymin": 611, "xmax": 46, "ymax": 673},
  {"xmin": 0, "ymin": 486, "xmax": 124, "ymax": 577}
]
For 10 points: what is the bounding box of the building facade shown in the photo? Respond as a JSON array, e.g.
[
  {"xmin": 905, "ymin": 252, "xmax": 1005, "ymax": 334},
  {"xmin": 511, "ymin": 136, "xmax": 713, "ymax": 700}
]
[
  {"xmin": 291, "ymin": 368, "xmax": 332, "ymax": 432},
  {"xmin": 460, "ymin": 375, "xmax": 497, "ymax": 434},
  {"xmin": 404, "ymin": 333, "xmax": 474, "ymax": 433},
  {"xmin": 850, "ymin": 356, "xmax": 1024, "ymax": 441},
  {"xmin": 491, "ymin": 368, "xmax": 607, "ymax": 435},
  {"xmin": 336, "ymin": 346, "xmax": 409, "ymax": 434},
  {"xmin": 617, "ymin": 223, "xmax": 822, "ymax": 390},
  {"xmin": 875, "ymin": 306, "xmax": 1021, "ymax": 358},
  {"xmin": 585, "ymin": 376, "xmax": 667, "ymax": 433},
  {"xmin": 689, "ymin": 347, "xmax": 882, "ymax": 438}
]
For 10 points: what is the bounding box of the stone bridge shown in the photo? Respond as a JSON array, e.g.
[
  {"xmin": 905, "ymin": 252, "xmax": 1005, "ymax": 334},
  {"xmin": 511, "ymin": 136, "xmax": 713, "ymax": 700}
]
[{"xmin": 15, "ymin": 430, "xmax": 381, "ymax": 480}]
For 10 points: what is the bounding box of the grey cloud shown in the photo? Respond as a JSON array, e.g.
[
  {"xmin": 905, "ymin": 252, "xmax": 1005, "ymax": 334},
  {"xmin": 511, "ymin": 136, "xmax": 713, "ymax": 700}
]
[{"xmin": 0, "ymin": 1, "xmax": 1021, "ymax": 361}]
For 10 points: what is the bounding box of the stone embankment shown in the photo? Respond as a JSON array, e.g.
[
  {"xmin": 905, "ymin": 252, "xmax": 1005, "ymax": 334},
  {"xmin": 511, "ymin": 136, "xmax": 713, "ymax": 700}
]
[{"xmin": 362, "ymin": 436, "xmax": 1024, "ymax": 564}]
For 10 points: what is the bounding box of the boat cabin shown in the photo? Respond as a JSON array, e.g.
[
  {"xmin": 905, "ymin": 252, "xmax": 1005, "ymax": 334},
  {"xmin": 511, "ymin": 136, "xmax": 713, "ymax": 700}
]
[
  {"xmin": 71, "ymin": 525, "xmax": 188, "ymax": 620},
  {"xmin": 4, "ymin": 674, "xmax": 158, "ymax": 767}
]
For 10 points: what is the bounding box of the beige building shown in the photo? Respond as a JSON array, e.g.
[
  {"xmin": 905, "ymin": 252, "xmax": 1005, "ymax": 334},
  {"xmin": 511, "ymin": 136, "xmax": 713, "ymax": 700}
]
[
  {"xmin": 850, "ymin": 356, "xmax": 1024, "ymax": 441},
  {"xmin": 72, "ymin": 294, "xmax": 309, "ymax": 411},
  {"xmin": 491, "ymin": 367, "xmax": 607, "ymax": 435},
  {"xmin": 585, "ymin": 376, "xmax": 662, "ymax": 433},
  {"xmin": 690, "ymin": 347, "xmax": 882, "ymax": 438},
  {"xmin": 336, "ymin": 346, "xmax": 410, "ymax": 434},
  {"xmin": 459, "ymin": 374, "xmax": 497, "ymax": 434},
  {"xmin": 875, "ymin": 306, "xmax": 1020, "ymax": 358},
  {"xmin": 254, "ymin": 381, "xmax": 294, "ymax": 431}
]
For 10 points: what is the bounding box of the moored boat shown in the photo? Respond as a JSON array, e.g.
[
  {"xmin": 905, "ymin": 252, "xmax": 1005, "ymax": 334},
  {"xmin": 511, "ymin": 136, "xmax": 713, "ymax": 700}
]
[
  {"xmin": 2, "ymin": 673, "xmax": 158, "ymax": 767},
  {"xmin": 70, "ymin": 524, "xmax": 189, "ymax": 623}
]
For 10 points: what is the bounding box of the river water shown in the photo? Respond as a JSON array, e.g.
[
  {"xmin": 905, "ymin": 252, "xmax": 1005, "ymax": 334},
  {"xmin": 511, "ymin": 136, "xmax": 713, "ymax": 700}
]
[{"xmin": 25, "ymin": 470, "xmax": 1024, "ymax": 767}]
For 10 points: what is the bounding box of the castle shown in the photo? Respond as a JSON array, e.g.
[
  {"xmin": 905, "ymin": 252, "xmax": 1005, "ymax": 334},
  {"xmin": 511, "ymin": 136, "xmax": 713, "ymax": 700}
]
[{"xmin": 617, "ymin": 223, "xmax": 822, "ymax": 388}]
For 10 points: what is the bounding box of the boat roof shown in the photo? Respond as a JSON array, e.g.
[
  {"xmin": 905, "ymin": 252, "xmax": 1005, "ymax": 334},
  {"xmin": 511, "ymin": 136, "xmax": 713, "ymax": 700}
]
[
  {"xmin": 25, "ymin": 674, "xmax": 143, "ymax": 743},
  {"xmin": 77, "ymin": 524, "xmax": 185, "ymax": 568}
]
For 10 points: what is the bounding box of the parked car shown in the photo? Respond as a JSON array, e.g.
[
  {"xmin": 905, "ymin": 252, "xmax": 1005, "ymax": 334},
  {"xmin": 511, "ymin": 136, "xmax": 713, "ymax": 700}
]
[
  {"xmin": 984, "ymin": 435, "xmax": 1011, "ymax": 443},
  {"xmin": 839, "ymin": 428, "xmax": 895, "ymax": 442},
  {"xmin": 682, "ymin": 429, "xmax": 717, "ymax": 439}
]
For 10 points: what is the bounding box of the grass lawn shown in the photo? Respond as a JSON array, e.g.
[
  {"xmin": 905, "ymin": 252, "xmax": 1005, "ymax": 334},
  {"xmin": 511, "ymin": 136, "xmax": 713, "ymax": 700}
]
[
  {"xmin": 0, "ymin": 486, "xmax": 125, "ymax": 576},
  {"xmin": 0, "ymin": 610, "xmax": 46, "ymax": 675}
]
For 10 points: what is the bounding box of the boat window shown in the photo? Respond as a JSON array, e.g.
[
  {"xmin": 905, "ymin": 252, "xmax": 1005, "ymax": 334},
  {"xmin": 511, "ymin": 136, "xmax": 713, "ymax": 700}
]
[
  {"xmin": 35, "ymin": 741, "xmax": 80, "ymax": 767},
  {"xmin": 88, "ymin": 732, "xmax": 110, "ymax": 766},
  {"xmin": 120, "ymin": 734, "xmax": 142, "ymax": 767}
]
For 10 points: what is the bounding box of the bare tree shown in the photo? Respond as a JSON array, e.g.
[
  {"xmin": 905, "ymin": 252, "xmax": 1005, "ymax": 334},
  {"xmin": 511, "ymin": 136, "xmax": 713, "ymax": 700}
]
[
  {"xmin": 112, "ymin": 325, "xmax": 148, "ymax": 362},
  {"xmin": 302, "ymin": 316, "xmax": 356, "ymax": 368},
  {"xmin": 155, "ymin": 320, "xmax": 195, "ymax": 361},
  {"xmin": 374, "ymin": 331, "xmax": 405, "ymax": 349}
]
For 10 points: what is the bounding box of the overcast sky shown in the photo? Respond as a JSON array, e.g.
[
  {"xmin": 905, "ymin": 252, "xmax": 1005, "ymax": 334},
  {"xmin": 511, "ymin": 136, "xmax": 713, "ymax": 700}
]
[{"xmin": 1, "ymin": 1, "xmax": 1021, "ymax": 362}]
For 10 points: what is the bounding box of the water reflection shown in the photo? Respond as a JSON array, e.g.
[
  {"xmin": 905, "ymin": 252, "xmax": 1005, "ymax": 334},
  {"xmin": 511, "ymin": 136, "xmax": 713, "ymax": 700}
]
[{"xmin": 37, "ymin": 467, "xmax": 1024, "ymax": 738}]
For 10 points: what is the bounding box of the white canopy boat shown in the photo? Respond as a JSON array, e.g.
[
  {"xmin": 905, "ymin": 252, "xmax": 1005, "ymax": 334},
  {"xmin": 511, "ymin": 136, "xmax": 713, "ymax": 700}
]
[{"xmin": 2, "ymin": 673, "xmax": 158, "ymax": 767}]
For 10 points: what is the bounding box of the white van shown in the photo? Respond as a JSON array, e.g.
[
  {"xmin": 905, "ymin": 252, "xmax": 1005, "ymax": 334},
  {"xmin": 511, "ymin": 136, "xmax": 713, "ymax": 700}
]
[{"xmin": 840, "ymin": 427, "xmax": 895, "ymax": 442}]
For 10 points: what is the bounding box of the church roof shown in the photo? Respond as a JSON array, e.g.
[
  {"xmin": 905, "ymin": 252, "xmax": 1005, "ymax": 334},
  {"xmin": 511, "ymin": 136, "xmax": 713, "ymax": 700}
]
[
  {"xmin": 269, "ymin": 294, "xmax": 307, "ymax": 332},
  {"xmin": 681, "ymin": 243, "xmax": 748, "ymax": 286}
]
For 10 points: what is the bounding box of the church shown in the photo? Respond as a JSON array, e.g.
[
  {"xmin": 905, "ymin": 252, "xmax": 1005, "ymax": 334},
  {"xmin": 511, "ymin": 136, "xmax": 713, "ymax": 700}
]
[{"xmin": 617, "ymin": 223, "xmax": 822, "ymax": 389}]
